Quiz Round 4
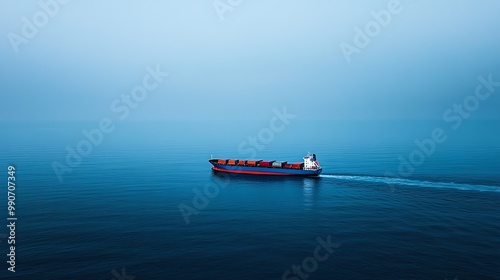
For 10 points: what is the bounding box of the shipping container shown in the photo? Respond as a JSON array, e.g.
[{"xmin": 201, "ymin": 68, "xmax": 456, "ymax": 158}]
[
  {"xmin": 237, "ymin": 160, "xmax": 247, "ymax": 166},
  {"xmin": 272, "ymin": 161, "xmax": 287, "ymax": 168},
  {"xmin": 217, "ymin": 159, "xmax": 227, "ymax": 165},
  {"xmin": 258, "ymin": 160, "xmax": 275, "ymax": 167},
  {"xmin": 291, "ymin": 162, "xmax": 304, "ymax": 169},
  {"xmin": 247, "ymin": 160, "xmax": 262, "ymax": 166},
  {"xmin": 284, "ymin": 164, "xmax": 293, "ymax": 169},
  {"xmin": 227, "ymin": 159, "xmax": 239, "ymax": 165}
]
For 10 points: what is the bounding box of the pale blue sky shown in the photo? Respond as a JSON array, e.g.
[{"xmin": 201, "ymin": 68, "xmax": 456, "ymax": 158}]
[{"xmin": 1, "ymin": 0, "xmax": 499, "ymax": 121}]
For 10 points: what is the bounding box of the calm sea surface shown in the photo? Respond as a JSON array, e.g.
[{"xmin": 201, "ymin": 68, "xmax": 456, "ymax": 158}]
[{"xmin": 1, "ymin": 120, "xmax": 499, "ymax": 279}]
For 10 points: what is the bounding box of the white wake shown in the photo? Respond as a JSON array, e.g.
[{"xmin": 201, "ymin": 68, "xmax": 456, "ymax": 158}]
[{"xmin": 320, "ymin": 174, "xmax": 500, "ymax": 193}]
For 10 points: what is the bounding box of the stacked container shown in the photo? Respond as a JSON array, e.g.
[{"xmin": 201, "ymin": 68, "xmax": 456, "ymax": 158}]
[
  {"xmin": 258, "ymin": 160, "xmax": 275, "ymax": 167},
  {"xmin": 247, "ymin": 160, "xmax": 262, "ymax": 166},
  {"xmin": 272, "ymin": 161, "xmax": 287, "ymax": 168},
  {"xmin": 291, "ymin": 162, "xmax": 304, "ymax": 169}
]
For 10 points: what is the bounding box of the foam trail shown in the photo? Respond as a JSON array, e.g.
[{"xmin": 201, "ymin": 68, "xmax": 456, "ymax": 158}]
[{"xmin": 320, "ymin": 174, "xmax": 500, "ymax": 193}]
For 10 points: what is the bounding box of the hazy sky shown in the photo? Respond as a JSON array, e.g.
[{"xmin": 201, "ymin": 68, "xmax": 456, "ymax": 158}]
[{"xmin": 1, "ymin": 0, "xmax": 499, "ymax": 121}]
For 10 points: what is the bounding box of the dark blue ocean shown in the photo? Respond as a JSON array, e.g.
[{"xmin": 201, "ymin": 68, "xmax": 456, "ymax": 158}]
[{"xmin": 1, "ymin": 120, "xmax": 499, "ymax": 280}]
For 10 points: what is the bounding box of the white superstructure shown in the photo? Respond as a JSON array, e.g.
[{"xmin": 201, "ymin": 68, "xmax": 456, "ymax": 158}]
[{"xmin": 303, "ymin": 152, "xmax": 321, "ymax": 170}]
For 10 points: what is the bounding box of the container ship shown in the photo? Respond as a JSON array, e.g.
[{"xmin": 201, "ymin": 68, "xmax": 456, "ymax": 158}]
[{"xmin": 209, "ymin": 153, "xmax": 322, "ymax": 176}]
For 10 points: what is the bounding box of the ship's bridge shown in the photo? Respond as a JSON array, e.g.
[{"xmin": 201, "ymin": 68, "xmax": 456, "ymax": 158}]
[{"xmin": 303, "ymin": 153, "xmax": 321, "ymax": 170}]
